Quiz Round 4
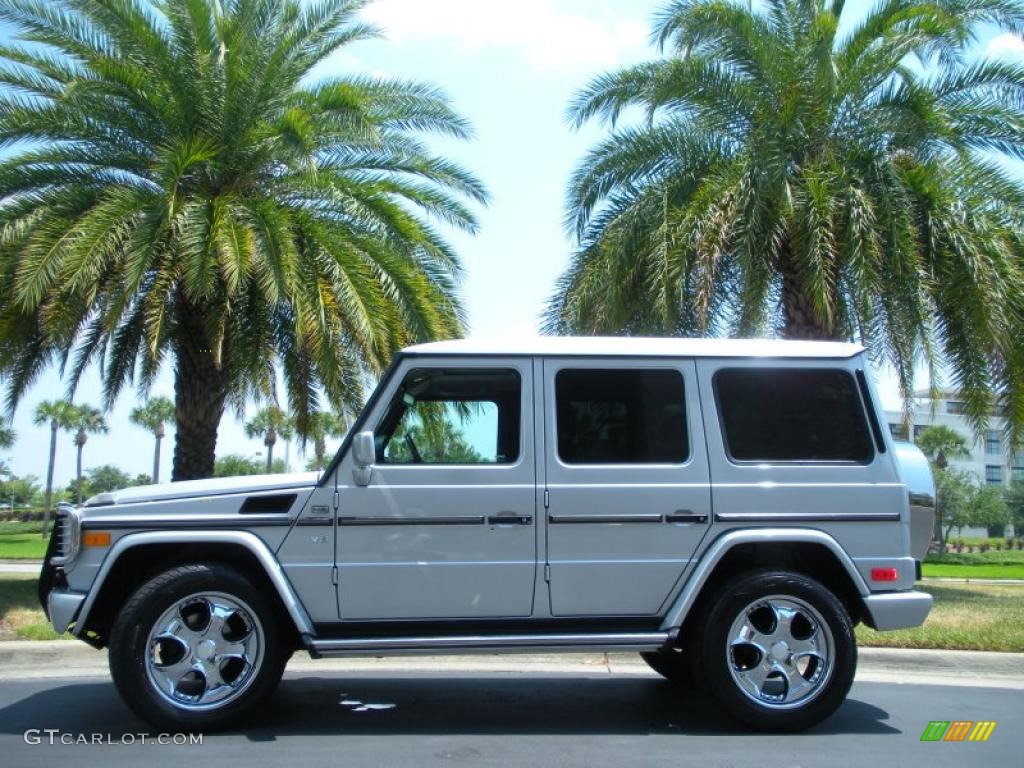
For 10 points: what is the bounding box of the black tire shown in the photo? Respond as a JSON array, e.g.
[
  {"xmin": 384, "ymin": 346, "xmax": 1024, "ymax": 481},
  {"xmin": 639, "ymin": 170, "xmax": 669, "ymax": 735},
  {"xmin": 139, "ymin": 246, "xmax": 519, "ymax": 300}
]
[
  {"xmin": 690, "ymin": 569, "xmax": 856, "ymax": 732},
  {"xmin": 109, "ymin": 562, "xmax": 289, "ymax": 732},
  {"xmin": 640, "ymin": 647, "xmax": 695, "ymax": 685}
]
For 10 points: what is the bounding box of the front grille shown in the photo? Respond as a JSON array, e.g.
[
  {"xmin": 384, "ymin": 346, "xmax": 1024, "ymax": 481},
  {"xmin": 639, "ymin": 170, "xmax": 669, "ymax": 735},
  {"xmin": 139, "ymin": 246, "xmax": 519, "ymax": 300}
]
[
  {"xmin": 51, "ymin": 512, "xmax": 65, "ymax": 561},
  {"xmin": 48, "ymin": 504, "xmax": 79, "ymax": 567}
]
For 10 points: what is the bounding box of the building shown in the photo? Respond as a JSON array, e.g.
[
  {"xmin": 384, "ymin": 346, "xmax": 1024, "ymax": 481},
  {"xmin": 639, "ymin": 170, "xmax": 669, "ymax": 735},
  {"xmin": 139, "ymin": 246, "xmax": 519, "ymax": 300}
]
[
  {"xmin": 884, "ymin": 390, "xmax": 1021, "ymax": 538},
  {"xmin": 884, "ymin": 390, "xmax": 1024, "ymax": 489}
]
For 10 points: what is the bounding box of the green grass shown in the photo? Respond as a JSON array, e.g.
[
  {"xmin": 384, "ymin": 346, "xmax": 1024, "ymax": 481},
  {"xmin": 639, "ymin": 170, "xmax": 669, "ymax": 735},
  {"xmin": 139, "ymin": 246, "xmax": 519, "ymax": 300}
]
[
  {"xmin": 922, "ymin": 563, "xmax": 1024, "ymax": 579},
  {"xmin": 857, "ymin": 582, "xmax": 1024, "ymax": 652},
  {"xmin": 921, "ymin": 548, "xmax": 1024, "ymax": 579},
  {"xmin": 0, "ymin": 573, "xmax": 67, "ymax": 641},
  {"xmin": 0, "ymin": 533, "xmax": 48, "ymax": 560}
]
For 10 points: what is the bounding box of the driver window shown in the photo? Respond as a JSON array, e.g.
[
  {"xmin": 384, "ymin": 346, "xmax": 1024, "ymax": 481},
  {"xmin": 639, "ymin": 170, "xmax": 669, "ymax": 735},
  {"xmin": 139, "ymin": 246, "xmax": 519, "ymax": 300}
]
[{"xmin": 377, "ymin": 368, "xmax": 521, "ymax": 465}]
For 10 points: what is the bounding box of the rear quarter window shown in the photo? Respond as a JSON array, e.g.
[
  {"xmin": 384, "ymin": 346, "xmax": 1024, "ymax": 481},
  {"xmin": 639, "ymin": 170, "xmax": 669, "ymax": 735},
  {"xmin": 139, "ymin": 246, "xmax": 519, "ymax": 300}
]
[{"xmin": 714, "ymin": 368, "xmax": 874, "ymax": 463}]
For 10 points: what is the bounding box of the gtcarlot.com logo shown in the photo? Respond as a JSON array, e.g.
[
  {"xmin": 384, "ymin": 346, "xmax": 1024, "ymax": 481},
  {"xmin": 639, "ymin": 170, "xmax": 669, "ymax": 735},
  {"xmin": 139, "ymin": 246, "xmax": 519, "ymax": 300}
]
[
  {"xmin": 920, "ymin": 721, "xmax": 997, "ymax": 742},
  {"xmin": 23, "ymin": 730, "xmax": 202, "ymax": 746}
]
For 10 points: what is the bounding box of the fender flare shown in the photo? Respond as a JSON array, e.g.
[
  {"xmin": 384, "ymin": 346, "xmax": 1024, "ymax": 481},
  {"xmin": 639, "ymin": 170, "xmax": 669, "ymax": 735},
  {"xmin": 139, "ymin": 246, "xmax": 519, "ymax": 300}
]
[
  {"xmin": 658, "ymin": 527, "xmax": 870, "ymax": 631},
  {"xmin": 72, "ymin": 530, "xmax": 315, "ymax": 638}
]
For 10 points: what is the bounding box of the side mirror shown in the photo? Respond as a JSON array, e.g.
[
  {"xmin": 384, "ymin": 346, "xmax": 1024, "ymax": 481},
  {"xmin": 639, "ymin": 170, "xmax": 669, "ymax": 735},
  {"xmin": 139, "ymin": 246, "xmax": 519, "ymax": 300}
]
[{"xmin": 352, "ymin": 430, "xmax": 375, "ymax": 486}]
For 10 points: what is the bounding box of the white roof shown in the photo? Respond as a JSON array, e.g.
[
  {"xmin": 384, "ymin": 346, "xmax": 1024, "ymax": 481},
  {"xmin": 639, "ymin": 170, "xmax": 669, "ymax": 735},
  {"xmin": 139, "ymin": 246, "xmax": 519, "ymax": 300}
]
[{"xmin": 404, "ymin": 336, "xmax": 863, "ymax": 359}]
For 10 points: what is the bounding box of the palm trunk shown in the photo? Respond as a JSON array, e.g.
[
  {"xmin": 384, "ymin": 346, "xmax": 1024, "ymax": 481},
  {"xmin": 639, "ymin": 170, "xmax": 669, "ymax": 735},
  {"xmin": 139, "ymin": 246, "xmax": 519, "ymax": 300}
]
[
  {"xmin": 41, "ymin": 420, "xmax": 57, "ymax": 538},
  {"xmin": 152, "ymin": 434, "xmax": 162, "ymax": 483},
  {"xmin": 171, "ymin": 300, "xmax": 228, "ymax": 481},
  {"xmin": 75, "ymin": 438, "xmax": 84, "ymax": 505},
  {"xmin": 779, "ymin": 255, "xmax": 842, "ymax": 341},
  {"xmin": 315, "ymin": 436, "xmax": 326, "ymax": 468},
  {"xmin": 265, "ymin": 430, "xmax": 276, "ymax": 473}
]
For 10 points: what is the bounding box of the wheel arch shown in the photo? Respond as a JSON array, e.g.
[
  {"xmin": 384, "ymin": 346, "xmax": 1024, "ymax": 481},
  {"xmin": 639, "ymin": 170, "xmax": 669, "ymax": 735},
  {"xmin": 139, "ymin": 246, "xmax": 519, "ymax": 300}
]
[
  {"xmin": 73, "ymin": 531, "xmax": 313, "ymax": 649},
  {"xmin": 660, "ymin": 528, "xmax": 870, "ymax": 636}
]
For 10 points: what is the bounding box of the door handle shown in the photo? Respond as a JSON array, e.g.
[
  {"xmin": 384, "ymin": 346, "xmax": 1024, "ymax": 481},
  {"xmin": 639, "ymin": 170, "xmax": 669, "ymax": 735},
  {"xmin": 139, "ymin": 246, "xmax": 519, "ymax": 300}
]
[
  {"xmin": 664, "ymin": 510, "xmax": 708, "ymax": 524},
  {"xmin": 487, "ymin": 513, "xmax": 532, "ymax": 526}
]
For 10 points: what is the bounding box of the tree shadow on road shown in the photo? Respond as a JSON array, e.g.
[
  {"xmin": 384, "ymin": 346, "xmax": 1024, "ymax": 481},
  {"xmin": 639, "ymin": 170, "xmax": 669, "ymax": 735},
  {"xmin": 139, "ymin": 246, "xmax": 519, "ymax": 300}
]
[{"xmin": 0, "ymin": 672, "xmax": 899, "ymax": 739}]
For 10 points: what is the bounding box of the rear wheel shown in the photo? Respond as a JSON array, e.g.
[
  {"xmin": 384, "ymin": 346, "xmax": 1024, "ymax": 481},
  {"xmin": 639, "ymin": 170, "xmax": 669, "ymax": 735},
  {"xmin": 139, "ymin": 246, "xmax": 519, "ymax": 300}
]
[
  {"xmin": 109, "ymin": 562, "xmax": 288, "ymax": 731},
  {"xmin": 692, "ymin": 569, "xmax": 856, "ymax": 732}
]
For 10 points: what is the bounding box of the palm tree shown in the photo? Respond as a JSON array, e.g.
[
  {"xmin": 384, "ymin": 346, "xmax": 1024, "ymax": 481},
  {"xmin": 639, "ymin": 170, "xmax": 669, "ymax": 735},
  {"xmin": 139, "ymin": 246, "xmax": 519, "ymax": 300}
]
[
  {"xmin": 915, "ymin": 424, "xmax": 970, "ymax": 465},
  {"xmin": 71, "ymin": 405, "xmax": 108, "ymax": 504},
  {"xmin": 547, "ymin": 0, "xmax": 1024, "ymax": 447},
  {"xmin": 245, "ymin": 406, "xmax": 293, "ymax": 474},
  {"xmin": 130, "ymin": 396, "xmax": 176, "ymax": 483},
  {"xmin": 32, "ymin": 400, "xmax": 79, "ymax": 535},
  {"xmin": 297, "ymin": 410, "xmax": 349, "ymax": 470},
  {"xmin": 0, "ymin": 0, "xmax": 485, "ymax": 481}
]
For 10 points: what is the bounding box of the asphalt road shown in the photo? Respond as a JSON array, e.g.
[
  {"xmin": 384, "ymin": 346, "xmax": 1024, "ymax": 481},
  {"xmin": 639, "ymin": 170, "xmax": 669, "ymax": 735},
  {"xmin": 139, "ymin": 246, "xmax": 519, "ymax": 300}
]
[{"xmin": 0, "ymin": 670, "xmax": 1020, "ymax": 767}]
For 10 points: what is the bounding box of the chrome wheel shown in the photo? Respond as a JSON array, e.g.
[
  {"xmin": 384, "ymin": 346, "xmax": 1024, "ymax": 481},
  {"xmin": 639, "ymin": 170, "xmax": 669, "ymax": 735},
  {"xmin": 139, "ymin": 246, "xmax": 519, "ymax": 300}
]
[
  {"xmin": 725, "ymin": 594, "xmax": 834, "ymax": 710},
  {"xmin": 145, "ymin": 591, "xmax": 265, "ymax": 711}
]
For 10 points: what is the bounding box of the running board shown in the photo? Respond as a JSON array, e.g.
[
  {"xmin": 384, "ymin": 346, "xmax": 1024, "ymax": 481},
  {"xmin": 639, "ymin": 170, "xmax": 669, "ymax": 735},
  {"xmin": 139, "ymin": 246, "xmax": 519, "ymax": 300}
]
[{"xmin": 307, "ymin": 631, "xmax": 671, "ymax": 658}]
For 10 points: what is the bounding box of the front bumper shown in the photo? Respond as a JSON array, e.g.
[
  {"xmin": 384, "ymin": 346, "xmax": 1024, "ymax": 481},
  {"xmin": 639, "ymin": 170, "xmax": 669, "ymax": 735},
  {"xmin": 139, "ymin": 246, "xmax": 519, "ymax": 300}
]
[
  {"xmin": 863, "ymin": 590, "xmax": 933, "ymax": 630},
  {"xmin": 47, "ymin": 589, "xmax": 86, "ymax": 634}
]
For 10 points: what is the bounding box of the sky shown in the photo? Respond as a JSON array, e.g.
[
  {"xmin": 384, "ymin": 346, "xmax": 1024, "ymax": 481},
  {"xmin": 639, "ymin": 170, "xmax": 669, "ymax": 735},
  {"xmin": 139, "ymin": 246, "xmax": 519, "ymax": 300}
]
[{"xmin": 1, "ymin": 0, "xmax": 1023, "ymax": 489}]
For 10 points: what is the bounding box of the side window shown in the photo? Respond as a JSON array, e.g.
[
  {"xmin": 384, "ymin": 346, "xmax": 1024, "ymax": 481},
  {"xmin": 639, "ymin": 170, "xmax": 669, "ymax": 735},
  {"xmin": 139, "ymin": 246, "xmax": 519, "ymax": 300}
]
[
  {"xmin": 714, "ymin": 368, "xmax": 874, "ymax": 463},
  {"xmin": 555, "ymin": 369, "xmax": 688, "ymax": 464},
  {"xmin": 377, "ymin": 368, "xmax": 520, "ymax": 464}
]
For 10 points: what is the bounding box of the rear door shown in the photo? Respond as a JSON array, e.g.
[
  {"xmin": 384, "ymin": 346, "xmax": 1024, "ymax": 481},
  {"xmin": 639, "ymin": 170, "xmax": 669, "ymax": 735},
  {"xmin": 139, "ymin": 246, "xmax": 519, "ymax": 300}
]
[
  {"xmin": 542, "ymin": 358, "xmax": 712, "ymax": 616},
  {"xmin": 697, "ymin": 358, "xmax": 906, "ymax": 569}
]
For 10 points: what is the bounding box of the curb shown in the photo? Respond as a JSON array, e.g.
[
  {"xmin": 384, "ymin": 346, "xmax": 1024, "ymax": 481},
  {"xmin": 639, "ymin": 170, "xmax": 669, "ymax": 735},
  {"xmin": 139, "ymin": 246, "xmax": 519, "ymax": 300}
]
[{"xmin": 1, "ymin": 641, "xmax": 1021, "ymax": 689}]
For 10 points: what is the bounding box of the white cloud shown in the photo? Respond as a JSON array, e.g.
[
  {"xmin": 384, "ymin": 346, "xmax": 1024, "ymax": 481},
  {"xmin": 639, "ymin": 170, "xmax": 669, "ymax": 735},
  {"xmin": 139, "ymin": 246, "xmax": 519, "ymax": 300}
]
[
  {"xmin": 985, "ymin": 32, "xmax": 1024, "ymax": 61},
  {"xmin": 362, "ymin": 0, "xmax": 649, "ymax": 74}
]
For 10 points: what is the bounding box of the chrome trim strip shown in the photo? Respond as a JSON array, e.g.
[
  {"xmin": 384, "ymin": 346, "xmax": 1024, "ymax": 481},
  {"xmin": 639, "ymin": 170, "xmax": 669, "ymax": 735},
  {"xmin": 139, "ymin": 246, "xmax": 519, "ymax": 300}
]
[
  {"xmin": 81, "ymin": 516, "xmax": 294, "ymax": 529},
  {"xmin": 73, "ymin": 531, "xmax": 314, "ymax": 637},
  {"xmin": 337, "ymin": 515, "xmax": 485, "ymax": 526},
  {"xmin": 660, "ymin": 528, "xmax": 870, "ymax": 631},
  {"xmin": 81, "ymin": 483, "xmax": 316, "ymax": 507},
  {"xmin": 548, "ymin": 513, "xmax": 664, "ymax": 524},
  {"xmin": 714, "ymin": 512, "xmax": 900, "ymax": 522},
  {"xmin": 309, "ymin": 632, "xmax": 669, "ymax": 656}
]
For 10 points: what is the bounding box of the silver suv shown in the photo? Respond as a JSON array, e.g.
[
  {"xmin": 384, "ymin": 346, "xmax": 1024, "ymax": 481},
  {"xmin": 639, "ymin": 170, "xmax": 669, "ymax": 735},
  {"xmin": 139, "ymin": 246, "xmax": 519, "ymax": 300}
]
[{"xmin": 39, "ymin": 337, "xmax": 934, "ymax": 732}]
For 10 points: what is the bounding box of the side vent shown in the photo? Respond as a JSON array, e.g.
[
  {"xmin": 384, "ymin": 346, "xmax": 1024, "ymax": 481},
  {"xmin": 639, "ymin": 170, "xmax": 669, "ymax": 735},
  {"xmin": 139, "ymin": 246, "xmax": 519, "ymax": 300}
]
[{"xmin": 239, "ymin": 494, "xmax": 298, "ymax": 514}]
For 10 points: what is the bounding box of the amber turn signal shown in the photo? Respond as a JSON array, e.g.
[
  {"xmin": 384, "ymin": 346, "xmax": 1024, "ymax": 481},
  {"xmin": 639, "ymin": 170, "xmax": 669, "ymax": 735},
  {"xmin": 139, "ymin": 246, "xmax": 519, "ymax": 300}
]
[{"xmin": 82, "ymin": 531, "xmax": 111, "ymax": 548}]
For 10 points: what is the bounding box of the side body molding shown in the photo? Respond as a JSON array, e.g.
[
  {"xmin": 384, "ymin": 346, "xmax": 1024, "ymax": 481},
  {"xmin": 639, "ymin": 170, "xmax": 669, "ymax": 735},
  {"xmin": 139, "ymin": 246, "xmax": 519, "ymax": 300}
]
[
  {"xmin": 72, "ymin": 530, "xmax": 315, "ymax": 638},
  {"xmin": 658, "ymin": 528, "xmax": 870, "ymax": 631}
]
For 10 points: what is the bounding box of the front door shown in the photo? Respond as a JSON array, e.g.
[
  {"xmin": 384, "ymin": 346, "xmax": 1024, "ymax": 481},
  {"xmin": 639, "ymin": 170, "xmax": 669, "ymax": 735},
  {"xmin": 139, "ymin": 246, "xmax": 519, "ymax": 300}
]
[
  {"xmin": 334, "ymin": 358, "xmax": 537, "ymax": 620},
  {"xmin": 542, "ymin": 358, "xmax": 712, "ymax": 616}
]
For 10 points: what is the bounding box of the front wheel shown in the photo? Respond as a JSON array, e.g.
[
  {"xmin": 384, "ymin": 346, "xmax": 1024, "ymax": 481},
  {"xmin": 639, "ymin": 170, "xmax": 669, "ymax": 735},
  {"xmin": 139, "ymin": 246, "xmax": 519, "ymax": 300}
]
[
  {"xmin": 692, "ymin": 570, "xmax": 856, "ymax": 732},
  {"xmin": 109, "ymin": 562, "xmax": 288, "ymax": 731}
]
